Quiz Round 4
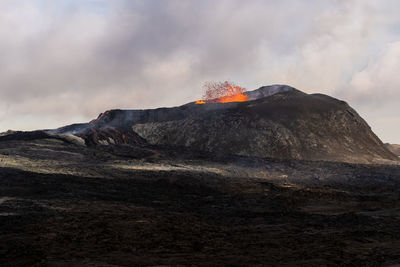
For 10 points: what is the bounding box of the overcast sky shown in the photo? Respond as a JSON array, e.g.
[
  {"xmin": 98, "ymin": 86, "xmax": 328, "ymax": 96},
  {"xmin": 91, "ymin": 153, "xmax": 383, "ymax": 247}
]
[{"xmin": 0, "ymin": 0, "xmax": 399, "ymax": 143}]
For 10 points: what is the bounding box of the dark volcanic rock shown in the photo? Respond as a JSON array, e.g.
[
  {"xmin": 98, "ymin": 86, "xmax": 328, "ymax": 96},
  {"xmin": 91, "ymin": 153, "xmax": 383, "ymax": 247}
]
[
  {"xmin": 0, "ymin": 130, "xmax": 83, "ymax": 146},
  {"xmin": 49, "ymin": 112, "xmax": 146, "ymax": 147},
  {"xmin": 0, "ymin": 130, "xmax": 51, "ymax": 141},
  {"xmin": 77, "ymin": 125, "xmax": 146, "ymax": 146},
  {"xmin": 244, "ymin": 84, "xmax": 297, "ymax": 100},
  {"xmin": 1, "ymin": 136, "xmax": 400, "ymax": 266},
  {"xmin": 55, "ymin": 85, "xmax": 398, "ymax": 163}
]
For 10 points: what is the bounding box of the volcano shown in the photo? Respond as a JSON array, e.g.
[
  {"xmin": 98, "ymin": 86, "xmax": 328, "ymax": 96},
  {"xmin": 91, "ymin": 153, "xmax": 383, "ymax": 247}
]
[
  {"xmin": 46, "ymin": 84, "xmax": 397, "ymax": 164},
  {"xmin": 2, "ymin": 85, "xmax": 400, "ymax": 266}
]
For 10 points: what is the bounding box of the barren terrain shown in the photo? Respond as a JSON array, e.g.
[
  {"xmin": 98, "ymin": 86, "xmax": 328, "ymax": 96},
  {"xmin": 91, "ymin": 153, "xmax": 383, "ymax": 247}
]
[{"xmin": 1, "ymin": 138, "xmax": 400, "ymax": 266}]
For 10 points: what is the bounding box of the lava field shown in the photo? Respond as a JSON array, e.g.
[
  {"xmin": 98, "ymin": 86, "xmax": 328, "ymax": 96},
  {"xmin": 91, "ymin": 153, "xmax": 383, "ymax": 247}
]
[{"xmin": 1, "ymin": 137, "xmax": 400, "ymax": 266}]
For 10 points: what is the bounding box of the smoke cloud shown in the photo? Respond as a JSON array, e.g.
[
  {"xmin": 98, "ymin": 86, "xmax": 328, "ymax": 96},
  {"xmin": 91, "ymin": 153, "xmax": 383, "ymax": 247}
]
[{"xmin": 0, "ymin": 0, "xmax": 399, "ymax": 142}]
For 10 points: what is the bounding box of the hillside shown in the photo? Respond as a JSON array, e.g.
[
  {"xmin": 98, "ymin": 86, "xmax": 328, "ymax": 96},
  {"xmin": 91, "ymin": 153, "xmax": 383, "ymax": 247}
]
[{"xmin": 50, "ymin": 85, "xmax": 397, "ymax": 164}]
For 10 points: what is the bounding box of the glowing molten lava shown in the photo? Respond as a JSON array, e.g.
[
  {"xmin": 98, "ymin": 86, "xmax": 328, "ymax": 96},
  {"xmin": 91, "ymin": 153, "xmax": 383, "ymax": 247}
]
[{"xmin": 196, "ymin": 81, "xmax": 248, "ymax": 104}]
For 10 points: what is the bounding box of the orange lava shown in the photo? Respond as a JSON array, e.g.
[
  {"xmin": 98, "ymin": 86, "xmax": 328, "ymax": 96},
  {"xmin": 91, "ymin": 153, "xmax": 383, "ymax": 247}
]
[
  {"xmin": 218, "ymin": 93, "xmax": 248, "ymax": 103},
  {"xmin": 196, "ymin": 81, "xmax": 248, "ymax": 104}
]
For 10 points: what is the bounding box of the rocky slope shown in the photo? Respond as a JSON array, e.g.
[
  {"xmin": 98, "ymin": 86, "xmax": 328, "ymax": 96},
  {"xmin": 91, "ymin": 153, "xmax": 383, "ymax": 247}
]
[
  {"xmin": 386, "ymin": 143, "xmax": 400, "ymax": 157},
  {"xmin": 51, "ymin": 85, "xmax": 396, "ymax": 163}
]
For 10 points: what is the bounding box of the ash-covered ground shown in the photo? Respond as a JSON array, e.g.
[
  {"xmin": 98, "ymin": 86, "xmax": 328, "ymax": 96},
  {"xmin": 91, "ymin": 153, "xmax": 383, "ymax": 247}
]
[{"xmin": 1, "ymin": 137, "xmax": 400, "ymax": 266}]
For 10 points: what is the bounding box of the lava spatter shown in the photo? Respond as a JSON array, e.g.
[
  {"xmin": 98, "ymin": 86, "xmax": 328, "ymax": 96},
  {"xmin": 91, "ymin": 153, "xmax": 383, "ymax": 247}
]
[{"xmin": 196, "ymin": 81, "xmax": 248, "ymax": 104}]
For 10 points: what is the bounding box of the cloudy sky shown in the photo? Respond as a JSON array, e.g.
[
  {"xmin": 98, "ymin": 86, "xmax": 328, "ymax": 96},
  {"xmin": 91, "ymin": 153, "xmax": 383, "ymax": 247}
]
[{"xmin": 0, "ymin": 0, "xmax": 399, "ymax": 143}]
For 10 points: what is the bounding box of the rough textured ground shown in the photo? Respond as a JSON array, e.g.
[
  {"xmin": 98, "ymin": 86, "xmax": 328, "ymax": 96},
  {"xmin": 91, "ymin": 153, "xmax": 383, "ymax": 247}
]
[{"xmin": 1, "ymin": 138, "xmax": 400, "ymax": 266}]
